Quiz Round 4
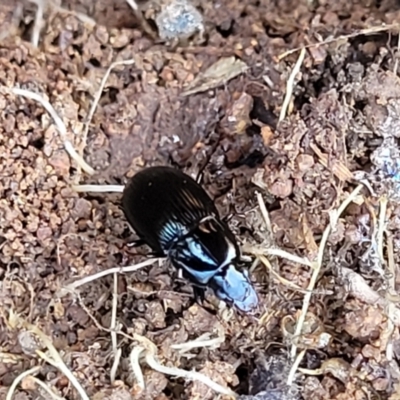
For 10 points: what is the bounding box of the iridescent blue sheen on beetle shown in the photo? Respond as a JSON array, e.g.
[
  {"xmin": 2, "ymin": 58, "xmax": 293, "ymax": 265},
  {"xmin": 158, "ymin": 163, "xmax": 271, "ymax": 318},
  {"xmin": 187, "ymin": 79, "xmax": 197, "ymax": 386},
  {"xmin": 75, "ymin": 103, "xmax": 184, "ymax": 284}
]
[{"xmin": 122, "ymin": 166, "xmax": 259, "ymax": 313}]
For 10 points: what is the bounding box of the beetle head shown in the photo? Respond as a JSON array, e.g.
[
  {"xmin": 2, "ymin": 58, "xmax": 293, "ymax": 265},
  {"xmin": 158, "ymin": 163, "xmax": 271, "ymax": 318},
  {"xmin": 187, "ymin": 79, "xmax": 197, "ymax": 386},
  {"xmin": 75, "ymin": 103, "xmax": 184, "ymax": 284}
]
[{"xmin": 211, "ymin": 265, "xmax": 259, "ymax": 313}]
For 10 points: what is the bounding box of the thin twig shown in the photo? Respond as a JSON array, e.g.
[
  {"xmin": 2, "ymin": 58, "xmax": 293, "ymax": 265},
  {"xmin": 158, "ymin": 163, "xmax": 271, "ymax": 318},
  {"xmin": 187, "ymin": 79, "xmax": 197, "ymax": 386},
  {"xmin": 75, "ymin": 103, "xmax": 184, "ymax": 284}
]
[
  {"xmin": 287, "ymin": 184, "xmax": 364, "ymax": 384},
  {"xmin": 1, "ymin": 86, "xmax": 94, "ymax": 175},
  {"xmin": 81, "ymin": 59, "xmax": 136, "ymax": 155},
  {"xmin": 279, "ymin": 48, "xmax": 306, "ymax": 123},
  {"xmin": 61, "ymin": 258, "xmax": 162, "ymax": 294},
  {"xmin": 72, "ymin": 184, "xmax": 125, "ymax": 193}
]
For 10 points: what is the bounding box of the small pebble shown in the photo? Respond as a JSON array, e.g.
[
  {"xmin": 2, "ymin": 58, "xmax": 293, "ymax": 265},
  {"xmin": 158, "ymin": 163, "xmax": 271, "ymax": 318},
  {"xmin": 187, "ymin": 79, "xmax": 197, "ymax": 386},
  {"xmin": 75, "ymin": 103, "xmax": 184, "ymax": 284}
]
[{"xmin": 155, "ymin": 0, "xmax": 204, "ymax": 41}]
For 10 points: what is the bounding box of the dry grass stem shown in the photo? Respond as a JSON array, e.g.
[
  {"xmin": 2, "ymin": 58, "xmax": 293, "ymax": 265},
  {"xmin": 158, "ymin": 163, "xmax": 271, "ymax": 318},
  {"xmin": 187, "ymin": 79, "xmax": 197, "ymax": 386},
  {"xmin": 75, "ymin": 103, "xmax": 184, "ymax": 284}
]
[
  {"xmin": 110, "ymin": 272, "xmax": 121, "ymax": 384},
  {"xmin": 28, "ymin": 0, "xmax": 44, "ymax": 47},
  {"xmin": 278, "ymin": 47, "xmax": 306, "ymax": 123},
  {"xmin": 126, "ymin": 0, "xmax": 139, "ymax": 11},
  {"xmin": 72, "ymin": 184, "xmax": 125, "ymax": 193},
  {"xmin": 244, "ymin": 244, "xmax": 313, "ymax": 268},
  {"xmin": 110, "ymin": 348, "xmax": 122, "ymax": 384},
  {"xmin": 387, "ymin": 232, "xmax": 396, "ymax": 294},
  {"xmin": 278, "ymin": 23, "xmax": 400, "ymax": 60},
  {"xmin": 8, "ymin": 312, "xmax": 89, "ymax": 400},
  {"xmin": 377, "ymin": 196, "xmax": 388, "ymax": 263},
  {"xmin": 171, "ymin": 333, "xmax": 225, "ymax": 353},
  {"xmin": 286, "ymin": 349, "xmax": 306, "ymax": 386},
  {"xmin": 385, "ymin": 303, "xmax": 395, "ymax": 361},
  {"xmin": 130, "ymin": 346, "xmax": 146, "ymax": 389},
  {"xmin": 1, "ymin": 86, "xmax": 95, "ymax": 175},
  {"xmin": 287, "ymin": 184, "xmax": 364, "ymax": 384},
  {"xmin": 144, "ymin": 352, "xmax": 237, "ymax": 398},
  {"xmin": 129, "ymin": 335, "xmax": 237, "ymax": 398},
  {"xmin": 27, "ymin": 376, "xmax": 66, "ymax": 400},
  {"xmin": 6, "ymin": 365, "xmax": 41, "ymax": 400},
  {"xmin": 394, "ymin": 33, "xmax": 400, "ymax": 75},
  {"xmin": 61, "ymin": 258, "xmax": 162, "ymax": 293},
  {"xmin": 82, "ymin": 59, "xmax": 136, "ymax": 152},
  {"xmin": 256, "ymin": 191, "xmax": 272, "ymax": 232}
]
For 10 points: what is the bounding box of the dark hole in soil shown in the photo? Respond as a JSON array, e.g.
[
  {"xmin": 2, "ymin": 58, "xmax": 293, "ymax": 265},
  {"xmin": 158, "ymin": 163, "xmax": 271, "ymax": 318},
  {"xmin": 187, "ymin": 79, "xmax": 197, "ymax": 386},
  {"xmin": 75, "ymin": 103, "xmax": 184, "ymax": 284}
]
[
  {"xmin": 250, "ymin": 97, "xmax": 278, "ymax": 129},
  {"xmin": 164, "ymin": 307, "xmax": 183, "ymax": 326},
  {"xmin": 72, "ymin": 44, "xmax": 83, "ymax": 54},
  {"xmin": 353, "ymin": 99, "xmax": 368, "ymax": 112},
  {"xmin": 38, "ymin": 264, "xmax": 55, "ymax": 278},
  {"xmin": 19, "ymin": 19, "xmax": 33, "ymax": 43},
  {"xmin": 263, "ymin": 23, "xmax": 292, "ymax": 43},
  {"xmin": 108, "ymin": 87, "xmax": 120, "ymax": 103},
  {"xmin": 241, "ymin": 150, "xmax": 266, "ymax": 168},
  {"xmin": 216, "ymin": 20, "xmax": 235, "ymax": 38},
  {"xmin": 30, "ymin": 136, "xmax": 45, "ymax": 150},
  {"xmin": 166, "ymin": 381, "xmax": 185, "ymax": 398},
  {"xmin": 235, "ymin": 362, "xmax": 251, "ymax": 394},
  {"xmin": 88, "ymin": 58, "xmax": 102, "ymax": 68}
]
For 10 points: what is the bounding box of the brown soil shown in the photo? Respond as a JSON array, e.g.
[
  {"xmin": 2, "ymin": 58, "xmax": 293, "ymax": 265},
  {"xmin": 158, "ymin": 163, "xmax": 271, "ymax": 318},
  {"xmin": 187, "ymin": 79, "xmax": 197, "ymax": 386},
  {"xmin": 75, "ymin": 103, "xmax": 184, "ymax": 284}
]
[{"xmin": 1, "ymin": 0, "xmax": 400, "ymax": 399}]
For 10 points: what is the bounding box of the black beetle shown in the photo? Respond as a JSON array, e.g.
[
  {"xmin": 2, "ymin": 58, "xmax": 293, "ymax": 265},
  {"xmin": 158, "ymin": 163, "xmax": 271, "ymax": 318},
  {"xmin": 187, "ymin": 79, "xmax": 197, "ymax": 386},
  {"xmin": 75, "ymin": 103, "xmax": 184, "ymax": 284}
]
[{"xmin": 121, "ymin": 166, "xmax": 259, "ymax": 313}]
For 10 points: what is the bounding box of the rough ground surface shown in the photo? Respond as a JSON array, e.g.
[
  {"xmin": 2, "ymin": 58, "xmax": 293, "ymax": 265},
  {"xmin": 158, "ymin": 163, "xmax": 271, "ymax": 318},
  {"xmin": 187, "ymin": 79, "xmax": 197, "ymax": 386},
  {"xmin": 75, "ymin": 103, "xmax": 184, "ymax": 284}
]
[{"xmin": 1, "ymin": 0, "xmax": 400, "ymax": 399}]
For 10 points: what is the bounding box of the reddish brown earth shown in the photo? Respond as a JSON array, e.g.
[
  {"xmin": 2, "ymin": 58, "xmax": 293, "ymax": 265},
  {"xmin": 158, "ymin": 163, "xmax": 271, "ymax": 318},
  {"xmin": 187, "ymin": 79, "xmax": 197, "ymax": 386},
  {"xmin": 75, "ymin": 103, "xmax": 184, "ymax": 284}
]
[{"xmin": 1, "ymin": 1, "xmax": 400, "ymax": 399}]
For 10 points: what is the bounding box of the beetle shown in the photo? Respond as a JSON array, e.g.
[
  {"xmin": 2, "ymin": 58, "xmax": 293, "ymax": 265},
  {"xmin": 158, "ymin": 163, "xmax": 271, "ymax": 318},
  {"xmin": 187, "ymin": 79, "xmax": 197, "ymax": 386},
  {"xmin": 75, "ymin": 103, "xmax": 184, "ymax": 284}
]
[{"xmin": 121, "ymin": 166, "xmax": 259, "ymax": 313}]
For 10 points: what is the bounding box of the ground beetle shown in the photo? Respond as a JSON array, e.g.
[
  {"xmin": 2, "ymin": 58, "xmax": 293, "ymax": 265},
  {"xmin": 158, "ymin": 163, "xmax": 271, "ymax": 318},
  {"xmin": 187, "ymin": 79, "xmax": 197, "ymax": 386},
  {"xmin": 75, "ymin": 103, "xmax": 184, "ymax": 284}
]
[{"xmin": 121, "ymin": 166, "xmax": 259, "ymax": 313}]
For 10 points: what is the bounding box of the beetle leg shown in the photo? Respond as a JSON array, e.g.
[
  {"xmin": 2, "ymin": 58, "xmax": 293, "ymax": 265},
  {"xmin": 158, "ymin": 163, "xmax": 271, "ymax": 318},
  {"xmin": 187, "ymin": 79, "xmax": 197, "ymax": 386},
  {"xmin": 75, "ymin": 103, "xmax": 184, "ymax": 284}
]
[
  {"xmin": 192, "ymin": 287, "xmax": 218, "ymax": 315},
  {"xmin": 222, "ymin": 213, "xmax": 234, "ymax": 223},
  {"xmin": 149, "ymin": 250, "xmax": 166, "ymax": 257},
  {"xmin": 127, "ymin": 238, "xmax": 147, "ymax": 248},
  {"xmin": 240, "ymin": 255, "xmax": 252, "ymax": 263},
  {"xmin": 193, "ymin": 285, "xmax": 206, "ymax": 303}
]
